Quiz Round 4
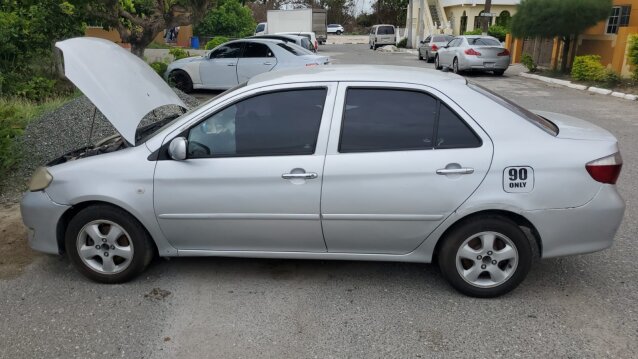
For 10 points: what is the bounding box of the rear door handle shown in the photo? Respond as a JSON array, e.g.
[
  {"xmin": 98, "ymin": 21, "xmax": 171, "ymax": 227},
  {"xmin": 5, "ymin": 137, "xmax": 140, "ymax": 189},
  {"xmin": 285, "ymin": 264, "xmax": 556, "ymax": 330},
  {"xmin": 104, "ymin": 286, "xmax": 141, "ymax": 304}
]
[
  {"xmin": 227, "ymin": 63, "xmax": 236, "ymax": 67},
  {"xmin": 282, "ymin": 172, "xmax": 318, "ymax": 180},
  {"xmin": 263, "ymin": 62, "xmax": 273, "ymax": 65},
  {"xmin": 436, "ymin": 168, "xmax": 474, "ymax": 175}
]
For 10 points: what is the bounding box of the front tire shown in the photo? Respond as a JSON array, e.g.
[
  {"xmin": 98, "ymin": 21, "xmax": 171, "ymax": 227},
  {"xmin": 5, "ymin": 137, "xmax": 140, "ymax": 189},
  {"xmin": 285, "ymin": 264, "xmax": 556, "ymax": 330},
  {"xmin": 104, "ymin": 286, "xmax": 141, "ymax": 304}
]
[
  {"xmin": 168, "ymin": 70, "xmax": 193, "ymax": 93},
  {"xmin": 435, "ymin": 55, "xmax": 442, "ymax": 70},
  {"xmin": 438, "ymin": 215, "xmax": 532, "ymax": 298},
  {"xmin": 336, "ymin": 30, "xmax": 342, "ymax": 35},
  {"xmin": 65, "ymin": 205, "xmax": 154, "ymax": 284}
]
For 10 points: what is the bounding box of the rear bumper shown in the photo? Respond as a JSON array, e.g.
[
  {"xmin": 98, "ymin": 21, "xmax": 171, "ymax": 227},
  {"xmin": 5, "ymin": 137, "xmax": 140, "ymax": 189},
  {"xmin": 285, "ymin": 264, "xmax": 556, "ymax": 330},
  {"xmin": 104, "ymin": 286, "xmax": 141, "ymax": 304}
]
[
  {"xmin": 525, "ymin": 185, "xmax": 625, "ymax": 258},
  {"xmin": 20, "ymin": 191, "xmax": 69, "ymax": 254},
  {"xmin": 460, "ymin": 55, "xmax": 510, "ymax": 71}
]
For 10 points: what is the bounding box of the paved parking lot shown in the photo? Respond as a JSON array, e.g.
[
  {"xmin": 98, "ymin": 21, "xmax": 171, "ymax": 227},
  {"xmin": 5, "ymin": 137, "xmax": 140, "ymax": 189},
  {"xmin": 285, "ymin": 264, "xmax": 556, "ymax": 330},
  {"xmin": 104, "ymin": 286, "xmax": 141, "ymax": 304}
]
[{"xmin": 1, "ymin": 44, "xmax": 637, "ymax": 359}]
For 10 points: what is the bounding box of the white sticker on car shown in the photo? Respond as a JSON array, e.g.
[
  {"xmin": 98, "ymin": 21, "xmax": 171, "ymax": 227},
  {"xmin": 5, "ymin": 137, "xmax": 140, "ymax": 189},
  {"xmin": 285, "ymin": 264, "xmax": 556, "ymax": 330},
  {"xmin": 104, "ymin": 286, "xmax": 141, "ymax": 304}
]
[{"xmin": 503, "ymin": 166, "xmax": 534, "ymax": 193}]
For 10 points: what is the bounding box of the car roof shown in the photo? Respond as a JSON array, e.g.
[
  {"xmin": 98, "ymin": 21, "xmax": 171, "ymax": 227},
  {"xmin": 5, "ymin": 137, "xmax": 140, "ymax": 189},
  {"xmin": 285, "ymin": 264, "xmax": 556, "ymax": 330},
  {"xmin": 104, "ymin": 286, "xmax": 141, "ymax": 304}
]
[
  {"xmin": 227, "ymin": 38, "xmax": 284, "ymax": 45},
  {"xmin": 251, "ymin": 34, "xmax": 304, "ymax": 41},
  {"xmin": 248, "ymin": 65, "xmax": 466, "ymax": 87},
  {"xmin": 460, "ymin": 35, "xmax": 499, "ymax": 39}
]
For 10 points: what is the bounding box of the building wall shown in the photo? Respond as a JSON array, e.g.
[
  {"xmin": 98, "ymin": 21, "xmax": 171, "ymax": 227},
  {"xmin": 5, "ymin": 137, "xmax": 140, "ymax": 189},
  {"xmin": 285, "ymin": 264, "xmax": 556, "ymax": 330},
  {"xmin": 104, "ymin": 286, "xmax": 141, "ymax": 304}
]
[{"xmin": 445, "ymin": 5, "xmax": 518, "ymax": 35}]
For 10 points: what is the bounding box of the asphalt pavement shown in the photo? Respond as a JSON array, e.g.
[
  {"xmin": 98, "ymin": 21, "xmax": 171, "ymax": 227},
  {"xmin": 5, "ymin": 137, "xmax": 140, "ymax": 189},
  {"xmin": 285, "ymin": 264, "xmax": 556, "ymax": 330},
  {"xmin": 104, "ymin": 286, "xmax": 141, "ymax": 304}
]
[{"xmin": 1, "ymin": 44, "xmax": 637, "ymax": 359}]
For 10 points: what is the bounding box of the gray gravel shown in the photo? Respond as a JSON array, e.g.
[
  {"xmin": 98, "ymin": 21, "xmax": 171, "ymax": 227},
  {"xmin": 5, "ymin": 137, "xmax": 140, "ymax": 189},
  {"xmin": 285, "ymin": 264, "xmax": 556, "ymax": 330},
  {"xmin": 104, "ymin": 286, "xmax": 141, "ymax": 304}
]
[{"xmin": 0, "ymin": 89, "xmax": 199, "ymax": 203}]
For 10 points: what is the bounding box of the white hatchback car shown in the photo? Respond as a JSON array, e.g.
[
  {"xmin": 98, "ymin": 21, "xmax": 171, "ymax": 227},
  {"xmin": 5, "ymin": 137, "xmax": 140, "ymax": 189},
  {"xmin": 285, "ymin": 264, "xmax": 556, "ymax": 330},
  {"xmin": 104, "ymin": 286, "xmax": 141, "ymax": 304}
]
[{"xmin": 21, "ymin": 38, "xmax": 625, "ymax": 297}]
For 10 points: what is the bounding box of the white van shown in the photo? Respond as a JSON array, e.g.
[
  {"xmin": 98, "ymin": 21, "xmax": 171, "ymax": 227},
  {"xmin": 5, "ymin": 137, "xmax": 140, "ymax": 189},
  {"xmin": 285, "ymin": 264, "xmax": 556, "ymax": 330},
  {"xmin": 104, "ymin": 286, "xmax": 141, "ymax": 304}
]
[
  {"xmin": 254, "ymin": 22, "xmax": 267, "ymax": 35},
  {"xmin": 369, "ymin": 24, "xmax": 396, "ymax": 50}
]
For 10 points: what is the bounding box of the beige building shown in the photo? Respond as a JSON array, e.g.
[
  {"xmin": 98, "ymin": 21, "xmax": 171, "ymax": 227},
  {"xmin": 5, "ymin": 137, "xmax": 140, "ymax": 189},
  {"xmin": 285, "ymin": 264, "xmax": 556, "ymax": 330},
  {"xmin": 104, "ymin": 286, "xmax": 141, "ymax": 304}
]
[{"xmin": 405, "ymin": 0, "xmax": 519, "ymax": 48}]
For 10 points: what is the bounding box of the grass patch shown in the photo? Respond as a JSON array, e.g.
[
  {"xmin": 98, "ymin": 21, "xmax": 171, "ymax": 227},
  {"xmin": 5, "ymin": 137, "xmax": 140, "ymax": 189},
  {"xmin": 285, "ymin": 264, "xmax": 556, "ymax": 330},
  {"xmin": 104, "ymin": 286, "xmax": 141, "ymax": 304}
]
[
  {"xmin": 147, "ymin": 42, "xmax": 174, "ymax": 49},
  {"xmin": 0, "ymin": 97, "xmax": 70, "ymax": 176}
]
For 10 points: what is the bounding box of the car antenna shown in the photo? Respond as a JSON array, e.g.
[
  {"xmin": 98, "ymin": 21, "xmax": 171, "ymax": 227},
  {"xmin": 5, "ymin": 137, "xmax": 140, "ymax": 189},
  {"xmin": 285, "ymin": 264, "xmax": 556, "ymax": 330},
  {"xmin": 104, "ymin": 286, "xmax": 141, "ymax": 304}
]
[{"xmin": 87, "ymin": 106, "xmax": 97, "ymax": 147}]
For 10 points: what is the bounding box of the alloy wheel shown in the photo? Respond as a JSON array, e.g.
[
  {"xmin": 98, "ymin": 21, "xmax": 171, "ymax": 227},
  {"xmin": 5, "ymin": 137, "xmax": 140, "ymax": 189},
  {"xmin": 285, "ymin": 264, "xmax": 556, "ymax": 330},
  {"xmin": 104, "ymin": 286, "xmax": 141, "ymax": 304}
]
[
  {"xmin": 455, "ymin": 231, "xmax": 518, "ymax": 288},
  {"xmin": 76, "ymin": 220, "xmax": 134, "ymax": 274}
]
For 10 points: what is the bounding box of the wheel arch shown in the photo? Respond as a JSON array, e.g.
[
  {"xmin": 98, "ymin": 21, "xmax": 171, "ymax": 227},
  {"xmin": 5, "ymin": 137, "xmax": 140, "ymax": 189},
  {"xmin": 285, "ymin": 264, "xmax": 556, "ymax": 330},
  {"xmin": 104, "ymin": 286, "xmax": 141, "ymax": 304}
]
[
  {"xmin": 56, "ymin": 200, "xmax": 159, "ymax": 257},
  {"xmin": 431, "ymin": 209, "xmax": 542, "ymax": 263}
]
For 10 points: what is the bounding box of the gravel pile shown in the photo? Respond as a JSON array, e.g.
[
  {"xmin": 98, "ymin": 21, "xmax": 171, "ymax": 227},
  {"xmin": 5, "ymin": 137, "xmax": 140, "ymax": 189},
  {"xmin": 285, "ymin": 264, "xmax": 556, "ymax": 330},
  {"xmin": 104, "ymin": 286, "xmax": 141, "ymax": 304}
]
[{"xmin": 0, "ymin": 89, "xmax": 199, "ymax": 203}]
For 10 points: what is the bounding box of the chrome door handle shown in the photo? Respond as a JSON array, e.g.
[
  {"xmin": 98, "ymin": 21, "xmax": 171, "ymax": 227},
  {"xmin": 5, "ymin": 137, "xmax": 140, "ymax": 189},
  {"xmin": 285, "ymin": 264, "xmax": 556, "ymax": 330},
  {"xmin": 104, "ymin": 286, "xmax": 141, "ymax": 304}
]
[
  {"xmin": 282, "ymin": 172, "xmax": 318, "ymax": 180},
  {"xmin": 227, "ymin": 63, "xmax": 236, "ymax": 66},
  {"xmin": 436, "ymin": 168, "xmax": 474, "ymax": 175},
  {"xmin": 263, "ymin": 62, "xmax": 273, "ymax": 65}
]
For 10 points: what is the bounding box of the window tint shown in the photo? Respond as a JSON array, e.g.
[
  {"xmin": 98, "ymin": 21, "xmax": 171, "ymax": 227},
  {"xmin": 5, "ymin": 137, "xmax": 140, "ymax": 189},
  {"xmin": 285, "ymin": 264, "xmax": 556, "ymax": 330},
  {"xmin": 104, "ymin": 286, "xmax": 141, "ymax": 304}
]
[
  {"xmin": 243, "ymin": 42, "xmax": 273, "ymax": 58},
  {"xmin": 378, "ymin": 26, "xmax": 395, "ymax": 35},
  {"xmin": 276, "ymin": 42, "xmax": 312, "ymax": 55},
  {"xmin": 468, "ymin": 82, "xmax": 559, "ymax": 136},
  {"xmin": 340, "ymin": 89, "xmax": 437, "ymax": 153},
  {"xmin": 188, "ymin": 89, "xmax": 327, "ymax": 158},
  {"xmin": 436, "ymin": 104, "xmax": 481, "ymax": 148},
  {"xmin": 468, "ymin": 37, "xmax": 501, "ymax": 46},
  {"xmin": 211, "ymin": 43, "xmax": 242, "ymax": 59}
]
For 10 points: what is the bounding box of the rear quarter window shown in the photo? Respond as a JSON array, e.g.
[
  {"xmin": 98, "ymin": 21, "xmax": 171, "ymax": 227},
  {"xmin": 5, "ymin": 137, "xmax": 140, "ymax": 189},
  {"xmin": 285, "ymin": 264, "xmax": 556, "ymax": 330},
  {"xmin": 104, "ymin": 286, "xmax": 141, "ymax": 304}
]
[{"xmin": 468, "ymin": 83, "xmax": 559, "ymax": 136}]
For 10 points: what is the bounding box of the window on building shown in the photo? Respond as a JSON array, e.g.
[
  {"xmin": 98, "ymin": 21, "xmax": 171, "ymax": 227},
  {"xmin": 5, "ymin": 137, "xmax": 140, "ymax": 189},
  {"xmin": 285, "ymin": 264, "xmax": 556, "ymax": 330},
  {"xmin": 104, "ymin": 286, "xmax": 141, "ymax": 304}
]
[
  {"xmin": 606, "ymin": 6, "xmax": 631, "ymax": 34},
  {"xmin": 474, "ymin": 9, "xmax": 493, "ymax": 30},
  {"xmin": 460, "ymin": 11, "xmax": 468, "ymax": 34},
  {"xmin": 496, "ymin": 11, "xmax": 511, "ymax": 27}
]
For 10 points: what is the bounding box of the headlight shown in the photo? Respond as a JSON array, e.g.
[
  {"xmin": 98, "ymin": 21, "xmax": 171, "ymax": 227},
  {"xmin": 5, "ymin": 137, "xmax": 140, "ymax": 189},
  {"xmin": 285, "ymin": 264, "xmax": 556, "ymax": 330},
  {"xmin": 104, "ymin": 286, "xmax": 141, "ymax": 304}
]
[{"xmin": 28, "ymin": 167, "xmax": 53, "ymax": 192}]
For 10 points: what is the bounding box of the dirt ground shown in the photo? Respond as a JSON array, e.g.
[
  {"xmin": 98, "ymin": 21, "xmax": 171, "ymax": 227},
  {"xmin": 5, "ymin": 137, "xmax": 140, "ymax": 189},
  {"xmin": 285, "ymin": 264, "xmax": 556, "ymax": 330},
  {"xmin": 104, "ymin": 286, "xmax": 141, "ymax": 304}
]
[{"xmin": 0, "ymin": 204, "xmax": 37, "ymax": 279}]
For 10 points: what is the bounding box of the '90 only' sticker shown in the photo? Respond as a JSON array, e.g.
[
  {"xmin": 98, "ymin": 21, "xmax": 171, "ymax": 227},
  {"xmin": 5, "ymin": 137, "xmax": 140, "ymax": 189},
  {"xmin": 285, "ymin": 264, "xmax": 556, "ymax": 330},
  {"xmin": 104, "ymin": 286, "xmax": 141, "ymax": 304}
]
[{"xmin": 503, "ymin": 166, "xmax": 534, "ymax": 193}]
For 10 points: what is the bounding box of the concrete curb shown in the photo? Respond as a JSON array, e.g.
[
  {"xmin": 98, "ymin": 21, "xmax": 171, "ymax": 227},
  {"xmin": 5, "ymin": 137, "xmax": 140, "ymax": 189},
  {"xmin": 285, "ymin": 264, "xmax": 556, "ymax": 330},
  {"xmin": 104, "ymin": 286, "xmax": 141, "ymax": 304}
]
[{"xmin": 518, "ymin": 72, "xmax": 637, "ymax": 101}]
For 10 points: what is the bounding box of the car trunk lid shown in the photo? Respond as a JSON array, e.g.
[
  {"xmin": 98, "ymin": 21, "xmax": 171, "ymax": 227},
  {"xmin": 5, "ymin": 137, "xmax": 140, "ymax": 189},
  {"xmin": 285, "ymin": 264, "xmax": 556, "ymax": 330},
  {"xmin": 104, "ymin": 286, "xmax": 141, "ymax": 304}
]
[
  {"xmin": 534, "ymin": 110, "xmax": 616, "ymax": 141},
  {"xmin": 56, "ymin": 37, "xmax": 186, "ymax": 144}
]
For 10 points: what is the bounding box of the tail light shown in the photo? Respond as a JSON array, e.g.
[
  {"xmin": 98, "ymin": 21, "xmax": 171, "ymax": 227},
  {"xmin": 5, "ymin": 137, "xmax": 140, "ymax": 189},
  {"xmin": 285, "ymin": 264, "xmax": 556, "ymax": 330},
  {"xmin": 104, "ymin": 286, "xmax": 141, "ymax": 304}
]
[
  {"xmin": 586, "ymin": 152, "xmax": 623, "ymax": 184},
  {"xmin": 498, "ymin": 49, "xmax": 510, "ymax": 56},
  {"xmin": 314, "ymin": 40, "xmax": 318, "ymax": 50},
  {"xmin": 465, "ymin": 48, "xmax": 481, "ymax": 56},
  {"xmin": 431, "ymin": 44, "xmax": 439, "ymax": 51}
]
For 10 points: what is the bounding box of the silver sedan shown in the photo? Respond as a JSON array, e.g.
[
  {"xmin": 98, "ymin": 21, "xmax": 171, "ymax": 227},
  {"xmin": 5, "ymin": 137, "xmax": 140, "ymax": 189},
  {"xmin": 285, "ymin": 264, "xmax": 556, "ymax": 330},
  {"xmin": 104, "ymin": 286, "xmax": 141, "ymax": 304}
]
[
  {"xmin": 21, "ymin": 37, "xmax": 624, "ymax": 297},
  {"xmin": 436, "ymin": 35, "xmax": 510, "ymax": 75},
  {"xmin": 166, "ymin": 38, "xmax": 329, "ymax": 92}
]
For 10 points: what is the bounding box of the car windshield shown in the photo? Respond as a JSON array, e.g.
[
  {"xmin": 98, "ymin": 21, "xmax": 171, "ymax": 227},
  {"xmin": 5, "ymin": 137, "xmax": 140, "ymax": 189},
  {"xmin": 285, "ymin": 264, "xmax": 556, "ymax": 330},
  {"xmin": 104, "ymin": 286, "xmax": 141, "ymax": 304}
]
[
  {"xmin": 468, "ymin": 82, "xmax": 559, "ymax": 136},
  {"xmin": 255, "ymin": 24, "xmax": 265, "ymax": 32},
  {"xmin": 135, "ymin": 82, "xmax": 248, "ymax": 145},
  {"xmin": 433, "ymin": 35, "xmax": 454, "ymax": 42},
  {"xmin": 468, "ymin": 37, "xmax": 501, "ymax": 46},
  {"xmin": 277, "ymin": 42, "xmax": 313, "ymax": 56}
]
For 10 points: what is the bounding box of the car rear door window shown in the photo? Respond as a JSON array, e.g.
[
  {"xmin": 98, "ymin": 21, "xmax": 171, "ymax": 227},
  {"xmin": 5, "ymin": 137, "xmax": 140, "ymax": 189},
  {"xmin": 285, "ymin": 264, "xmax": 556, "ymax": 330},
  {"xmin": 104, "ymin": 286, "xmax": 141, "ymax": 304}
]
[
  {"xmin": 188, "ymin": 88, "xmax": 327, "ymax": 158},
  {"xmin": 242, "ymin": 42, "xmax": 274, "ymax": 58},
  {"xmin": 339, "ymin": 89, "xmax": 437, "ymax": 153},
  {"xmin": 436, "ymin": 103, "xmax": 482, "ymax": 148},
  {"xmin": 211, "ymin": 42, "xmax": 243, "ymax": 59},
  {"xmin": 469, "ymin": 37, "xmax": 501, "ymax": 46},
  {"xmin": 339, "ymin": 88, "xmax": 481, "ymax": 153}
]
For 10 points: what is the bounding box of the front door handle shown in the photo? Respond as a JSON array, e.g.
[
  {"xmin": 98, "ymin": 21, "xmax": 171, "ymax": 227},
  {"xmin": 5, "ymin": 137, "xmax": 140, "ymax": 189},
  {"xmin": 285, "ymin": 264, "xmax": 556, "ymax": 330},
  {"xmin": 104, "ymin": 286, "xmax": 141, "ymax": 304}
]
[
  {"xmin": 282, "ymin": 172, "xmax": 318, "ymax": 180},
  {"xmin": 263, "ymin": 62, "xmax": 273, "ymax": 65},
  {"xmin": 436, "ymin": 168, "xmax": 474, "ymax": 175},
  {"xmin": 227, "ymin": 63, "xmax": 236, "ymax": 67}
]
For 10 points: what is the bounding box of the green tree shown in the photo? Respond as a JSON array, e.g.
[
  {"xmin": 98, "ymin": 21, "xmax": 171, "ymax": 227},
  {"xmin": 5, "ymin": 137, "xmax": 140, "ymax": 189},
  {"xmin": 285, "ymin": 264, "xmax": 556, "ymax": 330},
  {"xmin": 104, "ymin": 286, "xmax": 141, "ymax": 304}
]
[
  {"xmin": 85, "ymin": 0, "xmax": 215, "ymax": 57},
  {"xmin": 195, "ymin": 0, "xmax": 256, "ymax": 37},
  {"xmin": 511, "ymin": 0, "xmax": 611, "ymax": 72}
]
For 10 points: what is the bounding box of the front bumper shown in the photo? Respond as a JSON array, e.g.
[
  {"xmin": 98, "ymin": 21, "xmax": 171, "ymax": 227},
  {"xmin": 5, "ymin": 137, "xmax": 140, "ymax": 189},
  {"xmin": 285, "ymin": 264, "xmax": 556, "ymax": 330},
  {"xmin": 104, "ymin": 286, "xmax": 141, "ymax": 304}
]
[
  {"xmin": 20, "ymin": 191, "xmax": 70, "ymax": 254},
  {"xmin": 525, "ymin": 185, "xmax": 625, "ymax": 258}
]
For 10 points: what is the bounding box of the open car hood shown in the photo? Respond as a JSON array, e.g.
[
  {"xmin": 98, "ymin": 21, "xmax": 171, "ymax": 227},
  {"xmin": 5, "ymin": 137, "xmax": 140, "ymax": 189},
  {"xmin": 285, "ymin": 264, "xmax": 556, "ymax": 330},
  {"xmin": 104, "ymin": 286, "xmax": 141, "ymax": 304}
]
[{"xmin": 56, "ymin": 37, "xmax": 186, "ymax": 144}]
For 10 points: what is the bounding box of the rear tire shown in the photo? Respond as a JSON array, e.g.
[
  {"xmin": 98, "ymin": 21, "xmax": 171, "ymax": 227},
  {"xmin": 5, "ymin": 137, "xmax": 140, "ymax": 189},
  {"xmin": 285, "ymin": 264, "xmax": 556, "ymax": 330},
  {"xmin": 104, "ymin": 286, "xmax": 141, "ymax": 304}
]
[
  {"xmin": 453, "ymin": 57, "xmax": 461, "ymax": 74},
  {"xmin": 169, "ymin": 70, "xmax": 193, "ymax": 93},
  {"xmin": 435, "ymin": 55, "xmax": 442, "ymax": 70},
  {"xmin": 65, "ymin": 205, "xmax": 154, "ymax": 284},
  {"xmin": 438, "ymin": 215, "xmax": 532, "ymax": 298},
  {"xmin": 336, "ymin": 30, "xmax": 342, "ymax": 35}
]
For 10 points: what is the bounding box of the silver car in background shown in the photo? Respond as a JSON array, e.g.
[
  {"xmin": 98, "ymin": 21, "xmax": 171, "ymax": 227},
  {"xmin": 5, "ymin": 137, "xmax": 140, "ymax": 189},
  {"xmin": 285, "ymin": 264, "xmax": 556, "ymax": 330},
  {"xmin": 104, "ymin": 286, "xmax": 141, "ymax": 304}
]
[
  {"xmin": 436, "ymin": 35, "xmax": 510, "ymax": 75},
  {"xmin": 249, "ymin": 34, "xmax": 315, "ymax": 53},
  {"xmin": 369, "ymin": 24, "xmax": 396, "ymax": 49},
  {"xmin": 166, "ymin": 38, "xmax": 328, "ymax": 92},
  {"xmin": 418, "ymin": 34, "xmax": 454, "ymax": 63},
  {"xmin": 22, "ymin": 38, "xmax": 625, "ymax": 298}
]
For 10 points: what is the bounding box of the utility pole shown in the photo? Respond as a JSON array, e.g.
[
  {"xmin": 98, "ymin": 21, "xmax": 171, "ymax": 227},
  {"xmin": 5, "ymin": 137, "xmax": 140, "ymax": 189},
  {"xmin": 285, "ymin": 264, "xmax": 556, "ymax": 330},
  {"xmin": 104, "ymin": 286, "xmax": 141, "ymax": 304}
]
[
  {"xmin": 481, "ymin": 0, "xmax": 492, "ymax": 35},
  {"xmin": 407, "ymin": 0, "xmax": 413, "ymax": 48}
]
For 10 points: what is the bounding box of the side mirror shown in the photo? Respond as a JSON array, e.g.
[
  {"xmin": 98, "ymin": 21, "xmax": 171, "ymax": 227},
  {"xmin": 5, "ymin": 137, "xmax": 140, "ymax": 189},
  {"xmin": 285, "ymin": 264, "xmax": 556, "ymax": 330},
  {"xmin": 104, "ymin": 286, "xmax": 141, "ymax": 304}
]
[{"xmin": 168, "ymin": 137, "xmax": 187, "ymax": 161}]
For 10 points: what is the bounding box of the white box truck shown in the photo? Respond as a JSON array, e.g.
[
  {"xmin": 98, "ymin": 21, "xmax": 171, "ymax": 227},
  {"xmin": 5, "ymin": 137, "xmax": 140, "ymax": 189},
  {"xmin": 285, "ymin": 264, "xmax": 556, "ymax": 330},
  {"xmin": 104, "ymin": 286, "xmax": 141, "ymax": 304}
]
[{"xmin": 266, "ymin": 8, "xmax": 327, "ymax": 44}]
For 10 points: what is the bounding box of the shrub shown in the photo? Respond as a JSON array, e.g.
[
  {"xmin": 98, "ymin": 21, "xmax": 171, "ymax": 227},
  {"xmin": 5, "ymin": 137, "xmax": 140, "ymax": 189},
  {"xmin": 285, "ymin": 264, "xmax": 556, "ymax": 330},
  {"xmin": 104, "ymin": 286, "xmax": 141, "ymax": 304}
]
[
  {"xmin": 488, "ymin": 25, "xmax": 508, "ymax": 42},
  {"xmin": 15, "ymin": 77, "xmax": 56, "ymax": 102},
  {"xmin": 397, "ymin": 38, "xmax": 407, "ymax": 48},
  {"xmin": 205, "ymin": 36, "xmax": 229, "ymax": 50},
  {"xmin": 521, "ymin": 53, "xmax": 537, "ymax": 72},
  {"xmin": 600, "ymin": 68, "xmax": 621, "ymax": 86},
  {"xmin": 628, "ymin": 34, "xmax": 638, "ymax": 81},
  {"xmin": 169, "ymin": 47, "xmax": 190, "ymax": 60},
  {"xmin": 464, "ymin": 29, "xmax": 482, "ymax": 35},
  {"xmin": 571, "ymin": 55, "xmax": 605, "ymax": 81},
  {"xmin": 150, "ymin": 61, "xmax": 168, "ymax": 77}
]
